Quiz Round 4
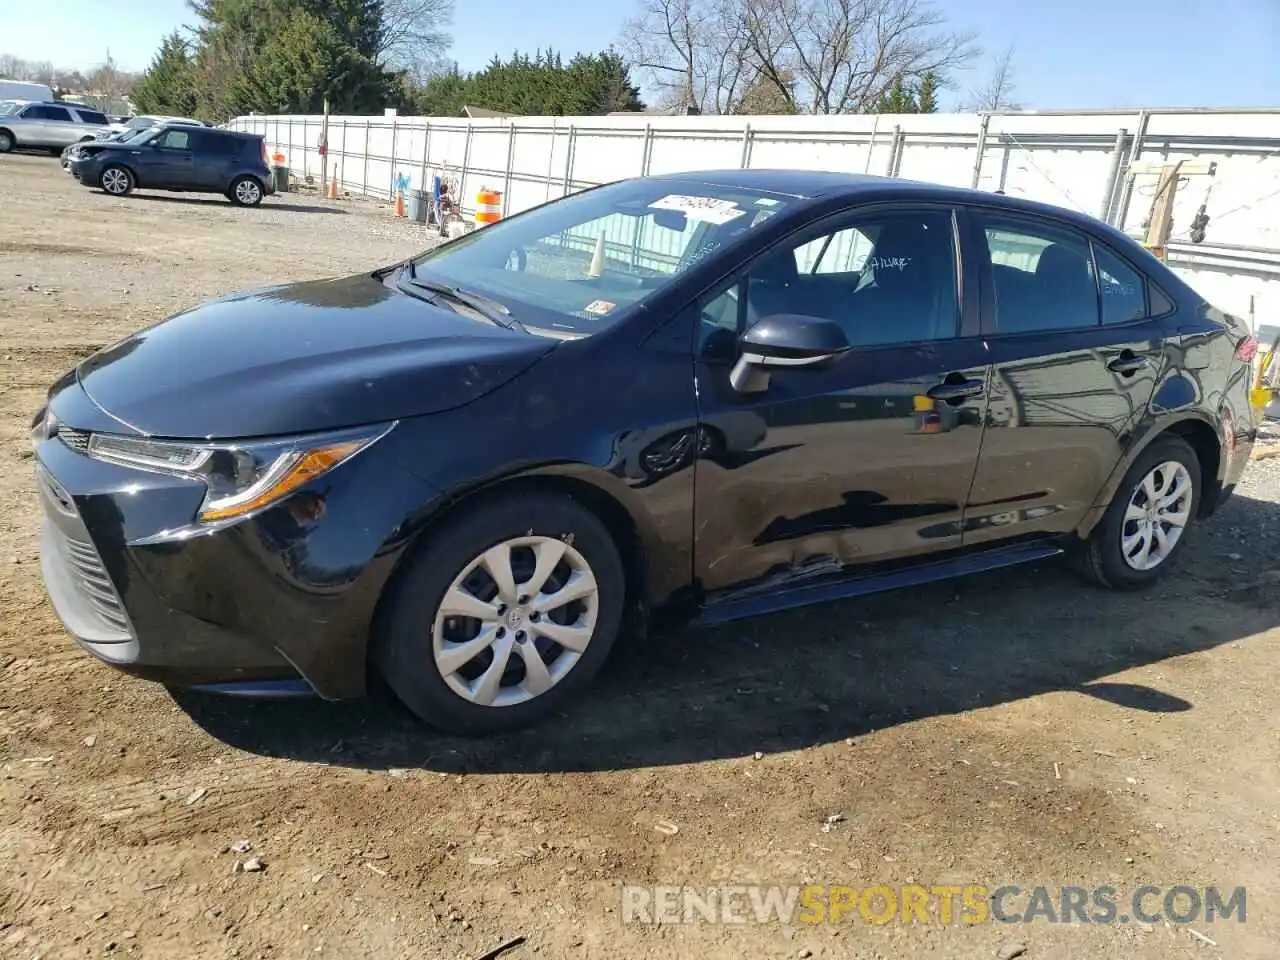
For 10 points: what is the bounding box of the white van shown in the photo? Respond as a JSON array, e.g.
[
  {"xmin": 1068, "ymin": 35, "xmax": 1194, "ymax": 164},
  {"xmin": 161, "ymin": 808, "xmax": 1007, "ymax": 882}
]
[{"xmin": 0, "ymin": 79, "xmax": 55, "ymax": 103}]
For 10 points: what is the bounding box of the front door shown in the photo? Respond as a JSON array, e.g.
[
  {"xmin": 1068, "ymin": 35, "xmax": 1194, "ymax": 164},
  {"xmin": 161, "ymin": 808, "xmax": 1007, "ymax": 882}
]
[
  {"xmin": 144, "ymin": 128, "xmax": 197, "ymax": 188},
  {"xmin": 693, "ymin": 204, "xmax": 990, "ymax": 600},
  {"xmin": 961, "ymin": 208, "xmax": 1166, "ymax": 544}
]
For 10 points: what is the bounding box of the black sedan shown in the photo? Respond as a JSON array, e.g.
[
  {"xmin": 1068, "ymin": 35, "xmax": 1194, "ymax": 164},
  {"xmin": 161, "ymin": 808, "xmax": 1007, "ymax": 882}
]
[{"xmin": 33, "ymin": 170, "xmax": 1258, "ymax": 733}]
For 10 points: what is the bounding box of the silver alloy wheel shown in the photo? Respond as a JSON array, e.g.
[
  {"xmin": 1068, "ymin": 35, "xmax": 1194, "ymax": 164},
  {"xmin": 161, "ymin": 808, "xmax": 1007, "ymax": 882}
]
[
  {"xmin": 102, "ymin": 168, "xmax": 130, "ymax": 195},
  {"xmin": 432, "ymin": 535, "xmax": 599, "ymax": 707},
  {"xmin": 0, "ymin": 131, "xmax": 12, "ymax": 152},
  {"xmin": 1121, "ymin": 460, "xmax": 1194, "ymax": 571},
  {"xmin": 235, "ymin": 179, "xmax": 261, "ymax": 204}
]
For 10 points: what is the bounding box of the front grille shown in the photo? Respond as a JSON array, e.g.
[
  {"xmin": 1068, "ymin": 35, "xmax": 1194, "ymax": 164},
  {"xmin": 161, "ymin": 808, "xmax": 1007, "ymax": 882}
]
[
  {"xmin": 59, "ymin": 532, "xmax": 130, "ymax": 633},
  {"xmin": 57, "ymin": 428, "xmax": 91, "ymax": 454}
]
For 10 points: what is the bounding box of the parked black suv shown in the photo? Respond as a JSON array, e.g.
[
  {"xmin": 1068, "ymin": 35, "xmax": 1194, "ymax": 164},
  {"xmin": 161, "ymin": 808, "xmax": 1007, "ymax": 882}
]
[
  {"xmin": 68, "ymin": 124, "xmax": 274, "ymax": 206},
  {"xmin": 32, "ymin": 170, "xmax": 1259, "ymax": 734}
]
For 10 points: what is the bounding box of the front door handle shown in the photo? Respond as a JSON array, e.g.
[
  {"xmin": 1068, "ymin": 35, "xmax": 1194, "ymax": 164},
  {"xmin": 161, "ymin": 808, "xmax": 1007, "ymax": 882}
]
[
  {"xmin": 927, "ymin": 377, "xmax": 986, "ymax": 404},
  {"xmin": 1107, "ymin": 352, "xmax": 1149, "ymax": 375}
]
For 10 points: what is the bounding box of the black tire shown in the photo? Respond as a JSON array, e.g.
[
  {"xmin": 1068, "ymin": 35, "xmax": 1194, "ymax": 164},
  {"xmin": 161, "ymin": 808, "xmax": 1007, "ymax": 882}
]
[
  {"xmin": 374, "ymin": 491, "xmax": 626, "ymax": 734},
  {"xmin": 0, "ymin": 130, "xmax": 14, "ymax": 153},
  {"xmin": 1068, "ymin": 435, "xmax": 1202, "ymax": 589},
  {"xmin": 100, "ymin": 164, "xmax": 134, "ymax": 196},
  {"xmin": 228, "ymin": 175, "xmax": 264, "ymax": 207}
]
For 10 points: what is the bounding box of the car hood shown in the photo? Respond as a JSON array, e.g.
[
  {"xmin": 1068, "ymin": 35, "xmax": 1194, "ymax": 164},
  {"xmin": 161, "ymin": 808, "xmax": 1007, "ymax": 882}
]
[{"xmin": 75, "ymin": 273, "xmax": 557, "ymax": 439}]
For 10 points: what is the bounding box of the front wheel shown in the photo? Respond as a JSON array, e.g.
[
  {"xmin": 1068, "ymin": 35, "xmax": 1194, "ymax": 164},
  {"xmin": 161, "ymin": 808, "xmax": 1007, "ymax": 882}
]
[
  {"xmin": 374, "ymin": 491, "xmax": 626, "ymax": 734},
  {"xmin": 228, "ymin": 175, "xmax": 263, "ymax": 207},
  {"xmin": 0, "ymin": 130, "xmax": 14, "ymax": 153},
  {"xmin": 1069, "ymin": 435, "xmax": 1201, "ymax": 588},
  {"xmin": 100, "ymin": 165, "xmax": 134, "ymax": 196}
]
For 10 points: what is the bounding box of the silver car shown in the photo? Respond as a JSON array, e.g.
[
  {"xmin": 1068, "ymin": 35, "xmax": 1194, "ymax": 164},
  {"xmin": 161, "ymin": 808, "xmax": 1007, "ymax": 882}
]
[{"xmin": 0, "ymin": 101, "xmax": 111, "ymax": 154}]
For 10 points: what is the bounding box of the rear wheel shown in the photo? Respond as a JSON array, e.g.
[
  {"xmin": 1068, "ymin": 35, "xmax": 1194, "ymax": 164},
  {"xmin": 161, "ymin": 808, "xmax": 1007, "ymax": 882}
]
[
  {"xmin": 229, "ymin": 175, "xmax": 263, "ymax": 207},
  {"xmin": 100, "ymin": 165, "xmax": 134, "ymax": 196},
  {"xmin": 374, "ymin": 492, "xmax": 626, "ymax": 734},
  {"xmin": 1069, "ymin": 435, "xmax": 1201, "ymax": 588}
]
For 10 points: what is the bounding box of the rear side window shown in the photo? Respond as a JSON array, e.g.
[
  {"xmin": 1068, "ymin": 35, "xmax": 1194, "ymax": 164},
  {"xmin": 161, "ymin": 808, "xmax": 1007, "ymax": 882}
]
[
  {"xmin": 25, "ymin": 105, "xmax": 72, "ymax": 121},
  {"xmin": 1092, "ymin": 243, "xmax": 1148, "ymax": 324},
  {"xmin": 979, "ymin": 214, "xmax": 1099, "ymax": 333},
  {"xmin": 74, "ymin": 109, "xmax": 108, "ymax": 125},
  {"xmin": 197, "ymin": 132, "xmax": 243, "ymax": 158}
]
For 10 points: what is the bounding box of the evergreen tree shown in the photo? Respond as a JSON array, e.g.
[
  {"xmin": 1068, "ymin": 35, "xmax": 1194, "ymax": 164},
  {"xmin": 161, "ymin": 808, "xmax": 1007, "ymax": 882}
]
[
  {"xmin": 412, "ymin": 48, "xmax": 642, "ymax": 117},
  {"xmin": 186, "ymin": 0, "xmax": 397, "ymax": 119},
  {"xmin": 875, "ymin": 74, "xmax": 917, "ymax": 113},
  {"xmin": 916, "ymin": 71, "xmax": 940, "ymax": 113},
  {"xmin": 132, "ymin": 32, "xmax": 198, "ymax": 116}
]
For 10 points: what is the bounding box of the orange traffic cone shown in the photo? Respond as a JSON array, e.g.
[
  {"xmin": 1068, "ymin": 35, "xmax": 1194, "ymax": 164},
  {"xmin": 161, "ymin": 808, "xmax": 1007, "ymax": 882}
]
[
  {"xmin": 326, "ymin": 176, "xmax": 338, "ymax": 200},
  {"xmin": 393, "ymin": 189, "xmax": 405, "ymax": 217}
]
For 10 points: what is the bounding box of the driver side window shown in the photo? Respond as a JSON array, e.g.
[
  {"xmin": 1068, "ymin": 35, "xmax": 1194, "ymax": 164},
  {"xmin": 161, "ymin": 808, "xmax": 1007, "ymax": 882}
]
[{"xmin": 698, "ymin": 207, "xmax": 959, "ymax": 355}]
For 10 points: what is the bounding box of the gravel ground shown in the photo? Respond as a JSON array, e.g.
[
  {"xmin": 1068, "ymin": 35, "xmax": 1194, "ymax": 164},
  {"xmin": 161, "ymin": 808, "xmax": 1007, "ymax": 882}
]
[{"xmin": 2, "ymin": 152, "xmax": 1280, "ymax": 960}]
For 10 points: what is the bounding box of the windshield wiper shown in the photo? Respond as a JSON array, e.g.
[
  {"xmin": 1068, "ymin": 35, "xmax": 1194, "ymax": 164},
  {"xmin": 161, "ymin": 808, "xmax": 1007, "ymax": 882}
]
[{"xmin": 399, "ymin": 264, "xmax": 523, "ymax": 331}]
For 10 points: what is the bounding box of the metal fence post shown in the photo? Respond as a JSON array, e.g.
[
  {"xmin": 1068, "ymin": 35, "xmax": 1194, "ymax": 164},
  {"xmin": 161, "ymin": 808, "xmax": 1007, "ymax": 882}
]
[
  {"xmin": 562, "ymin": 124, "xmax": 576, "ymax": 197},
  {"xmin": 502, "ymin": 121, "xmax": 516, "ymax": 217},
  {"xmin": 971, "ymin": 113, "xmax": 990, "ymax": 188},
  {"xmin": 338, "ymin": 119, "xmax": 348, "ymax": 192},
  {"xmin": 419, "ymin": 120, "xmax": 432, "ymax": 193},
  {"xmin": 544, "ymin": 118, "xmax": 558, "ymax": 203},
  {"xmin": 885, "ymin": 125, "xmax": 902, "ymax": 177},
  {"xmin": 1099, "ymin": 127, "xmax": 1129, "ymax": 223},
  {"xmin": 459, "ymin": 125, "xmax": 474, "ymax": 216},
  {"xmin": 389, "ymin": 120, "xmax": 399, "ymax": 198},
  {"xmin": 863, "ymin": 114, "xmax": 881, "ymax": 173},
  {"xmin": 739, "ymin": 123, "xmax": 753, "ymax": 168},
  {"xmin": 640, "ymin": 122, "xmax": 653, "ymax": 175},
  {"xmin": 361, "ymin": 120, "xmax": 371, "ymax": 197},
  {"xmin": 1114, "ymin": 110, "xmax": 1150, "ymax": 231}
]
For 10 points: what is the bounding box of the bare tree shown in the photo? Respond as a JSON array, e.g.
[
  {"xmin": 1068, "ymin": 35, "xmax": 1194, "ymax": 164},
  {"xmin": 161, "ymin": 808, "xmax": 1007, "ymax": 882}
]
[
  {"xmin": 379, "ymin": 0, "xmax": 455, "ymax": 77},
  {"xmin": 83, "ymin": 53, "xmax": 137, "ymax": 112},
  {"xmin": 623, "ymin": 0, "xmax": 977, "ymax": 114},
  {"xmin": 621, "ymin": 0, "xmax": 756, "ymax": 113},
  {"xmin": 963, "ymin": 44, "xmax": 1021, "ymax": 111}
]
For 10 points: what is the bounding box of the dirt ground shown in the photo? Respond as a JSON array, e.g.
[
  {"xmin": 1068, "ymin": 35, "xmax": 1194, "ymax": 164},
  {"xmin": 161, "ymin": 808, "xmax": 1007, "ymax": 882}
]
[{"xmin": 2, "ymin": 152, "xmax": 1279, "ymax": 960}]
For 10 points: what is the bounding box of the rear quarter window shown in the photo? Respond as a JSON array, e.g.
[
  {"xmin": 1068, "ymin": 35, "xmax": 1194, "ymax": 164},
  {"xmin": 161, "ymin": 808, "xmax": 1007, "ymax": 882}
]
[{"xmin": 75, "ymin": 109, "xmax": 108, "ymax": 125}]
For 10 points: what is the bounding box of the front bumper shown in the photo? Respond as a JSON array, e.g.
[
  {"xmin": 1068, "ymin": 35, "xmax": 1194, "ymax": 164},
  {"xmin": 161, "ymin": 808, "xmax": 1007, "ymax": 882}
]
[{"xmin": 33, "ymin": 383, "xmax": 436, "ymax": 699}]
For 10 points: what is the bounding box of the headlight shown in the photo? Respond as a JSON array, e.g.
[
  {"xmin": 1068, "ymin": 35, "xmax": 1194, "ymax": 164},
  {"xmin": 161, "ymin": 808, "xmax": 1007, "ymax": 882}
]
[{"xmin": 85, "ymin": 423, "xmax": 394, "ymax": 523}]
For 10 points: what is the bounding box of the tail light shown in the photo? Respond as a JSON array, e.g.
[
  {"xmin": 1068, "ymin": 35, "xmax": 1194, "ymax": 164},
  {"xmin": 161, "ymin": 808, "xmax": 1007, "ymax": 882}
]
[
  {"xmin": 1235, "ymin": 336, "xmax": 1258, "ymax": 362},
  {"xmin": 260, "ymin": 140, "xmax": 268, "ymax": 165}
]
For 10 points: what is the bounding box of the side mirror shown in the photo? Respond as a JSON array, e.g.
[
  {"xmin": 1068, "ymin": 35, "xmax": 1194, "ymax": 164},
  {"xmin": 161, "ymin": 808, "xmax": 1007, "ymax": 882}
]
[{"xmin": 729, "ymin": 314, "xmax": 851, "ymax": 394}]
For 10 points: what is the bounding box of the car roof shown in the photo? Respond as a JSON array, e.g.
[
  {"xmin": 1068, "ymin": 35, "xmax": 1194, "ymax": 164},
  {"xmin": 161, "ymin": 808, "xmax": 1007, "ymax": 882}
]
[
  {"xmin": 650, "ymin": 168, "xmax": 1122, "ymax": 237},
  {"xmin": 151, "ymin": 122, "xmax": 253, "ymax": 138}
]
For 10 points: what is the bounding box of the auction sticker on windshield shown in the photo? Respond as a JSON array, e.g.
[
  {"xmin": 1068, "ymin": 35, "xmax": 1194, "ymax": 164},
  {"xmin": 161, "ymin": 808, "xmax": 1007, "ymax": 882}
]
[
  {"xmin": 583, "ymin": 299, "xmax": 616, "ymax": 316},
  {"xmin": 649, "ymin": 195, "xmax": 747, "ymax": 225}
]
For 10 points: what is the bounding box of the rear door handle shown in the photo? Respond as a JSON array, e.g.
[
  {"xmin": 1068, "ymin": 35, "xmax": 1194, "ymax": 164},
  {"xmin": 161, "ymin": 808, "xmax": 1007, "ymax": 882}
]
[
  {"xmin": 927, "ymin": 378, "xmax": 986, "ymax": 404},
  {"xmin": 1107, "ymin": 352, "xmax": 1149, "ymax": 375}
]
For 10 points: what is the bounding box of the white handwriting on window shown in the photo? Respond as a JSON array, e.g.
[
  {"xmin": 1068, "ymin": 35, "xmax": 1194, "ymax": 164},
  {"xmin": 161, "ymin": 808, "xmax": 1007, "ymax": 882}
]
[{"xmin": 870, "ymin": 256, "xmax": 911, "ymax": 271}]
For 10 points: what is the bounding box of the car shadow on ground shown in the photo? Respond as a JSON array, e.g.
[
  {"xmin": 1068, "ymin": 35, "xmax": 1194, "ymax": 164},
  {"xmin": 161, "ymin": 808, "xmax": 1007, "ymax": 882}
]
[
  {"xmin": 175, "ymin": 487, "xmax": 1280, "ymax": 773},
  {"xmin": 117, "ymin": 193, "xmax": 347, "ymax": 214}
]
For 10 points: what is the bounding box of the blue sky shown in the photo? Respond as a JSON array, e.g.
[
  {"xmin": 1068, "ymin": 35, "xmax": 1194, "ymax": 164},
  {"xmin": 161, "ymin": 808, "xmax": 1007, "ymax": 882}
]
[{"xmin": 3, "ymin": 0, "xmax": 1277, "ymax": 110}]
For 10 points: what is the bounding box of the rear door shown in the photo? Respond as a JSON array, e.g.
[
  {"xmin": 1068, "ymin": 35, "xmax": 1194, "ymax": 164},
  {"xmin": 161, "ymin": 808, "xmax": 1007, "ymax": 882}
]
[
  {"xmin": 694, "ymin": 203, "xmax": 991, "ymax": 599},
  {"xmin": 960, "ymin": 207, "xmax": 1167, "ymax": 545},
  {"xmin": 23, "ymin": 104, "xmax": 76, "ymax": 145}
]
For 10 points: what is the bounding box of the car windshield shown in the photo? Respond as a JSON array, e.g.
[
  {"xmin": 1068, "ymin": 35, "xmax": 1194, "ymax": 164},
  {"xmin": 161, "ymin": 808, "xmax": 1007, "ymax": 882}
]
[
  {"xmin": 0, "ymin": 101, "xmax": 22, "ymax": 116},
  {"xmin": 406, "ymin": 178, "xmax": 792, "ymax": 336},
  {"xmin": 121, "ymin": 127, "xmax": 160, "ymax": 144},
  {"xmin": 125, "ymin": 116, "xmax": 157, "ymax": 129}
]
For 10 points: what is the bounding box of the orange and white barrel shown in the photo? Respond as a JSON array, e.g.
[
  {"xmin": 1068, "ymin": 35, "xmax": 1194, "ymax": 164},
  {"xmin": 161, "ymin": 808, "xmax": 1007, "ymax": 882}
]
[{"xmin": 475, "ymin": 188, "xmax": 502, "ymax": 227}]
